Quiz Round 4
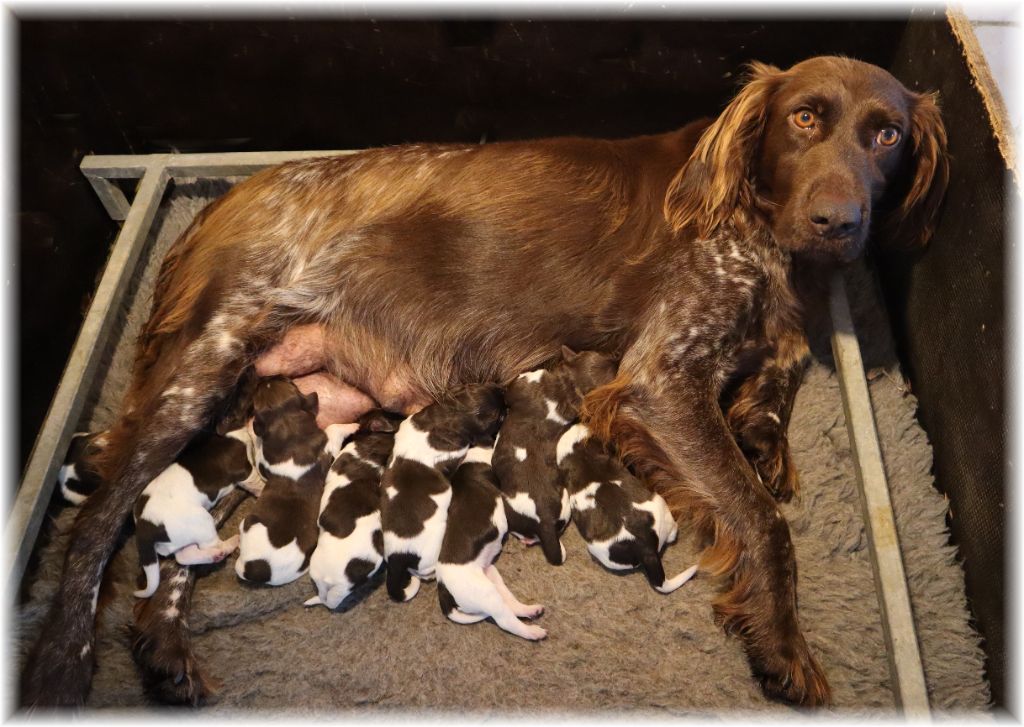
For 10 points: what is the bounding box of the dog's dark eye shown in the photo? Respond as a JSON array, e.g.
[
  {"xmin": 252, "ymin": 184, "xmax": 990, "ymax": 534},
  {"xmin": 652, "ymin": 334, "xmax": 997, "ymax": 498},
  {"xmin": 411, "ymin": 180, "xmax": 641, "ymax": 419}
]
[
  {"xmin": 876, "ymin": 127, "xmax": 901, "ymax": 147},
  {"xmin": 792, "ymin": 109, "xmax": 816, "ymax": 129}
]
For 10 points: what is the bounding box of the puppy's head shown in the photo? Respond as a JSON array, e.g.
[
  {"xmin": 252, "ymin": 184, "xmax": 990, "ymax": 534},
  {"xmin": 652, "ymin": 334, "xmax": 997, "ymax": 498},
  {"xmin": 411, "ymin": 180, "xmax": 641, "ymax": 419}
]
[
  {"xmin": 357, "ymin": 408, "xmax": 406, "ymax": 435},
  {"xmin": 558, "ymin": 346, "xmax": 619, "ymax": 397},
  {"xmin": 217, "ymin": 366, "xmax": 259, "ymax": 435},
  {"xmin": 252, "ymin": 375, "xmax": 318, "ymax": 417},
  {"xmin": 252, "ymin": 395, "xmax": 326, "ymax": 470},
  {"xmin": 441, "ymin": 382, "xmax": 507, "ymax": 447}
]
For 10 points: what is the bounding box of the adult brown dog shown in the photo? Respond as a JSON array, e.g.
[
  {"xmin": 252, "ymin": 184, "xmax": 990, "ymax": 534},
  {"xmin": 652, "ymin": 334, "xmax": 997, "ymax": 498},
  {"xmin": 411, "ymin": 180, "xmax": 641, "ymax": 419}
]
[{"xmin": 22, "ymin": 56, "xmax": 947, "ymax": 708}]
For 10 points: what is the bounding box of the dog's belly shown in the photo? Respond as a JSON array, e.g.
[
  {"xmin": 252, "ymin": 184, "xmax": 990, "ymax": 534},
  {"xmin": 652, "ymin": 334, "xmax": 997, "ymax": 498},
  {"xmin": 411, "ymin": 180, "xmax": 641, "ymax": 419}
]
[{"xmin": 254, "ymin": 325, "xmax": 420, "ymax": 424}]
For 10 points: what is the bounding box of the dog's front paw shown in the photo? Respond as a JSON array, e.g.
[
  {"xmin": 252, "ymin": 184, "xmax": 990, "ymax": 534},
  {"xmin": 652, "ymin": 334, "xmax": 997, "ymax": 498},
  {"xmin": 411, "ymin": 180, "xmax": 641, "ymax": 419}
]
[
  {"xmin": 732, "ymin": 415, "xmax": 797, "ymax": 502},
  {"xmin": 751, "ymin": 636, "xmax": 831, "ymax": 709}
]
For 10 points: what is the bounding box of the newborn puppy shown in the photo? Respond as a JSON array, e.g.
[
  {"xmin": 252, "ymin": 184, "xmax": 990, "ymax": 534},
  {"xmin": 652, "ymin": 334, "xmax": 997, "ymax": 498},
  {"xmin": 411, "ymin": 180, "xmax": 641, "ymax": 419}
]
[
  {"xmin": 133, "ymin": 383, "xmax": 259, "ymax": 598},
  {"xmin": 305, "ymin": 409, "xmax": 404, "ymax": 610},
  {"xmin": 492, "ymin": 346, "xmax": 618, "ymax": 565},
  {"xmin": 381, "ymin": 383, "xmax": 505, "ymax": 602},
  {"xmin": 437, "ymin": 446, "xmax": 546, "ymax": 640},
  {"xmin": 57, "ymin": 431, "xmax": 109, "ymax": 505},
  {"xmin": 556, "ymin": 423, "xmax": 697, "ymax": 593},
  {"xmin": 235, "ymin": 377, "xmax": 330, "ymax": 586}
]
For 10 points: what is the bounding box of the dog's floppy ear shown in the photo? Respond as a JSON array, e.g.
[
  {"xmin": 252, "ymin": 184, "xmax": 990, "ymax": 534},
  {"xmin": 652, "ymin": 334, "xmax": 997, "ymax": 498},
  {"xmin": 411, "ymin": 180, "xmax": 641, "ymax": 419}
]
[
  {"xmin": 665, "ymin": 62, "xmax": 785, "ymax": 237},
  {"xmin": 303, "ymin": 391, "xmax": 319, "ymax": 415},
  {"xmin": 879, "ymin": 90, "xmax": 950, "ymax": 250}
]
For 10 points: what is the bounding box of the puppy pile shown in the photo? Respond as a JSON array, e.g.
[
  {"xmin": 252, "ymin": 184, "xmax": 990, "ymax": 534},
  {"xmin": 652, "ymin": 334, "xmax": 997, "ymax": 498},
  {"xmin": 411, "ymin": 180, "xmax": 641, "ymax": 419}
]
[{"xmin": 59, "ymin": 348, "xmax": 697, "ymax": 642}]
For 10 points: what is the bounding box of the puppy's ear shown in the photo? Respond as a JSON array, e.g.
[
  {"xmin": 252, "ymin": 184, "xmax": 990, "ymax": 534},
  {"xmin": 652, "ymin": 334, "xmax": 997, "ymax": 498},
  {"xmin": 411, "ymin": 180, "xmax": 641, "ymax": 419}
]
[
  {"xmin": 879, "ymin": 90, "xmax": 950, "ymax": 250},
  {"xmin": 253, "ymin": 412, "xmax": 268, "ymax": 440},
  {"xmin": 560, "ymin": 344, "xmax": 579, "ymax": 363},
  {"xmin": 665, "ymin": 61, "xmax": 785, "ymax": 237},
  {"xmin": 304, "ymin": 391, "xmax": 319, "ymax": 415}
]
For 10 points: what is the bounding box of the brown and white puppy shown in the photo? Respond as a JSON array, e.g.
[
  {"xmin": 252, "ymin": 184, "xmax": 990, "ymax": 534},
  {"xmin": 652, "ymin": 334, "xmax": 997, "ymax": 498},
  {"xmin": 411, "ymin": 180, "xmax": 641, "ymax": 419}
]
[
  {"xmin": 57, "ymin": 431, "xmax": 109, "ymax": 505},
  {"xmin": 305, "ymin": 408, "xmax": 404, "ymax": 610},
  {"xmin": 27, "ymin": 57, "xmax": 948, "ymax": 708},
  {"xmin": 492, "ymin": 347, "xmax": 617, "ymax": 565},
  {"xmin": 557, "ymin": 424, "xmax": 696, "ymax": 593},
  {"xmin": 380, "ymin": 383, "xmax": 505, "ymax": 602},
  {"xmin": 437, "ymin": 445, "xmax": 546, "ymax": 640},
  {"xmin": 133, "ymin": 372, "xmax": 260, "ymax": 598},
  {"xmin": 133, "ymin": 428, "xmax": 256, "ymax": 598},
  {"xmin": 235, "ymin": 377, "xmax": 330, "ymax": 586}
]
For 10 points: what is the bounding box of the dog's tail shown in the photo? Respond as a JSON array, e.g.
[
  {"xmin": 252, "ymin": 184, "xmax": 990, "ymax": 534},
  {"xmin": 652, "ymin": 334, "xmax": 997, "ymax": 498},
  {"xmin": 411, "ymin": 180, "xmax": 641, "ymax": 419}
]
[
  {"xmin": 133, "ymin": 519, "xmax": 165, "ymax": 599},
  {"xmin": 386, "ymin": 552, "xmax": 421, "ymax": 602},
  {"xmin": 537, "ymin": 520, "xmax": 566, "ymax": 566}
]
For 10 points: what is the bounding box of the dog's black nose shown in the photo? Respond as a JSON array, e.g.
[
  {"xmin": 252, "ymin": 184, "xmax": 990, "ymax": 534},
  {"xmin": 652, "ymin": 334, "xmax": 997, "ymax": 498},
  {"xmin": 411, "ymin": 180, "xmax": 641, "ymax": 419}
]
[{"xmin": 808, "ymin": 198, "xmax": 862, "ymax": 238}]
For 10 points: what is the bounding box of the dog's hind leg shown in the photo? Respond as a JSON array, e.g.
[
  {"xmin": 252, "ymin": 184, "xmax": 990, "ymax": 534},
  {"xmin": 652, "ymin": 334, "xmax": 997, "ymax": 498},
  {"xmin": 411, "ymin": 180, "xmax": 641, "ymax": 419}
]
[
  {"xmin": 132, "ymin": 488, "xmax": 247, "ymax": 705},
  {"xmin": 21, "ymin": 307, "xmax": 275, "ymax": 708}
]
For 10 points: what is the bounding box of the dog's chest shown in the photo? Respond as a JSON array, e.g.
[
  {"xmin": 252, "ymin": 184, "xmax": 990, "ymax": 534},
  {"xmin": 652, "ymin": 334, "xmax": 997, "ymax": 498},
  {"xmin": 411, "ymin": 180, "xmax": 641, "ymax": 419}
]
[{"xmin": 661, "ymin": 235, "xmax": 793, "ymax": 383}]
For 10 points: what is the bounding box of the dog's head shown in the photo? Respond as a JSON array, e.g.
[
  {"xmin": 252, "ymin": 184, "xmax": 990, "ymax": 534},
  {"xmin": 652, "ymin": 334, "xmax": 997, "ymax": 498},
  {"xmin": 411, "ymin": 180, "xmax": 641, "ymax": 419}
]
[{"xmin": 665, "ymin": 55, "xmax": 949, "ymax": 262}]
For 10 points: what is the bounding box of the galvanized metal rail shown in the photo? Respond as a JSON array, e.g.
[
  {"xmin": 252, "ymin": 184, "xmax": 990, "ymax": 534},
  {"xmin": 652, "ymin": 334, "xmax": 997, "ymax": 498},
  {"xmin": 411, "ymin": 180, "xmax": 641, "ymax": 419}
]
[
  {"xmin": 10, "ymin": 151, "xmax": 930, "ymax": 716},
  {"xmin": 829, "ymin": 274, "xmax": 931, "ymax": 718}
]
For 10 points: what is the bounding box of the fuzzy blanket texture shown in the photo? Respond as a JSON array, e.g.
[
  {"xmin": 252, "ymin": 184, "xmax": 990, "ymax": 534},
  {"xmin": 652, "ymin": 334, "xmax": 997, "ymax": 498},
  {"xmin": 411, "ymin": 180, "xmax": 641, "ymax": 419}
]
[{"xmin": 15, "ymin": 180, "xmax": 990, "ymax": 715}]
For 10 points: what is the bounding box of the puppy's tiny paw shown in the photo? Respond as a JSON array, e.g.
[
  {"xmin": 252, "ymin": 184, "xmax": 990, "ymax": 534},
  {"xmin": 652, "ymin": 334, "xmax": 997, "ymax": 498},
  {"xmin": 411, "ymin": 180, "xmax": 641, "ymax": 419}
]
[
  {"xmin": 517, "ymin": 604, "xmax": 544, "ymax": 620},
  {"xmin": 520, "ymin": 624, "xmax": 548, "ymax": 641}
]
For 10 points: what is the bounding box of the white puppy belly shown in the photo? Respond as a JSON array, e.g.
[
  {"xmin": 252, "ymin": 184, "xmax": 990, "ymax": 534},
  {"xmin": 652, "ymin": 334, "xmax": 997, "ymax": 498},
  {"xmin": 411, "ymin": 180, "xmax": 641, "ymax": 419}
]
[
  {"xmin": 160, "ymin": 507, "xmax": 221, "ymax": 554},
  {"xmin": 437, "ymin": 563, "xmax": 502, "ymax": 616}
]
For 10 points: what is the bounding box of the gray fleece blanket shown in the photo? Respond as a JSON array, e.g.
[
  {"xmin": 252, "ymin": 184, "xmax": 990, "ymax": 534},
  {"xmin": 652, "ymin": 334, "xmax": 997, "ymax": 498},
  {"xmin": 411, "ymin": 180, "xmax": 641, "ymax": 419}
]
[{"xmin": 14, "ymin": 179, "xmax": 990, "ymax": 715}]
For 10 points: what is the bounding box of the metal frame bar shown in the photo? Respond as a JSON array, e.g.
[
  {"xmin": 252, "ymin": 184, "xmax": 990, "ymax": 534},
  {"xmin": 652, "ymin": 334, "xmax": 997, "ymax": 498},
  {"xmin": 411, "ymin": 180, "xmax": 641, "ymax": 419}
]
[
  {"xmin": 11, "ymin": 151, "xmax": 930, "ymax": 717},
  {"xmin": 830, "ymin": 273, "xmax": 930, "ymax": 718},
  {"xmin": 9, "ymin": 165, "xmax": 169, "ymax": 590}
]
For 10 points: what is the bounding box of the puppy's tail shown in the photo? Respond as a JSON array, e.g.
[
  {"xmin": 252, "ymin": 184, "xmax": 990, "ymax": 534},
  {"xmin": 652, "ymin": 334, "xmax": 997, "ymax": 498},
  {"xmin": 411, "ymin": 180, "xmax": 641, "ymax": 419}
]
[
  {"xmin": 538, "ymin": 521, "xmax": 566, "ymax": 566},
  {"xmin": 386, "ymin": 552, "xmax": 421, "ymax": 602},
  {"xmin": 437, "ymin": 581, "xmax": 458, "ymax": 617},
  {"xmin": 133, "ymin": 519, "xmax": 163, "ymax": 599},
  {"xmin": 640, "ymin": 547, "xmax": 698, "ymax": 594}
]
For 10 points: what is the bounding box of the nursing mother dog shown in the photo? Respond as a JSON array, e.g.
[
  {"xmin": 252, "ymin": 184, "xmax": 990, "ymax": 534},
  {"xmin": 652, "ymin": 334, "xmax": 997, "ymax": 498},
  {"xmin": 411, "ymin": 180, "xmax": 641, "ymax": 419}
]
[{"xmin": 23, "ymin": 56, "xmax": 947, "ymax": 708}]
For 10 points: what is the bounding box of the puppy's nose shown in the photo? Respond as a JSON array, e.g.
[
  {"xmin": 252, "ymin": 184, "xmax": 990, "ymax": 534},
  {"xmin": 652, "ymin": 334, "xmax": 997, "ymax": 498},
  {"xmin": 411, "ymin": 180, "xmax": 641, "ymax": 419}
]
[{"xmin": 808, "ymin": 197, "xmax": 862, "ymax": 238}]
